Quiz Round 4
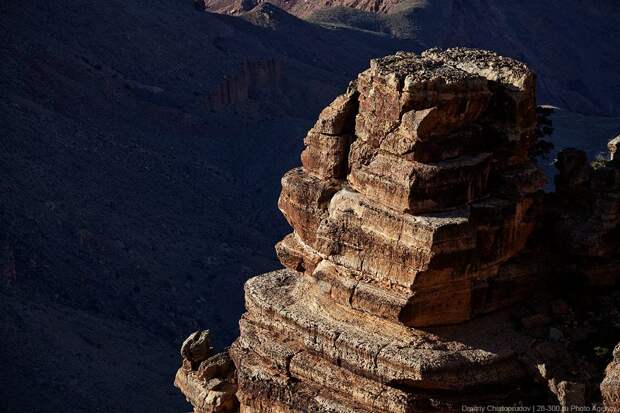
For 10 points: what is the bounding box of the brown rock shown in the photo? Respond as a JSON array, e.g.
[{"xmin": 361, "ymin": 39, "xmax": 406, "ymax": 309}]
[
  {"xmin": 231, "ymin": 270, "xmax": 533, "ymax": 412},
  {"xmin": 181, "ymin": 330, "xmax": 214, "ymax": 366},
  {"xmin": 300, "ymin": 129, "xmax": 352, "ymax": 179},
  {"xmin": 179, "ymin": 48, "xmax": 566, "ymax": 412},
  {"xmin": 312, "ymin": 87, "xmax": 358, "ymax": 136},
  {"xmin": 549, "ymin": 380, "xmax": 586, "ymax": 411},
  {"xmin": 175, "ymin": 331, "xmax": 239, "ymax": 413},
  {"xmin": 229, "ymin": 48, "xmax": 548, "ymax": 411},
  {"xmin": 348, "ymin": 150, "xmax": 493, "ymax": 213},
  {"xmin": 609, "ymin": 135, "xmax": 620, "ymax": 161},
  {"xmin": 275, "ymin": 232, "xmax": 321, "ymax": 275},
  {"xmin": 277, "ymin": 167, "xmax": 341, "ymax": 247},
  {"xmin": 602, "ymin": 343, "xmax": 620, "ymax": 411}
]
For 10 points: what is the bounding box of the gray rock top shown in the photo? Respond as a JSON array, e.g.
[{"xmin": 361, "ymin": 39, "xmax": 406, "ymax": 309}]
[
  {"xmin": 423, "ymin": 48, "xmax": 534, "ymax": 89},
  {"xmin": 371, "ymin": 51, "xmax": 476, "ymax": 81},
  {"xmin": 368, "ymin": 48, "xmax": 534, "ymax": 91}
]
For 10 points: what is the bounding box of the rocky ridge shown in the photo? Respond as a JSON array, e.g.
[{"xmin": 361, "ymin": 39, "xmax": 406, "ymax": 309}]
[
  {"xmin": 602, "ymin": 344, "xmax": 620, "ymax": 410},
  {"xmin": 176, "ymin": 49, "xmax": 620, "ymax": 411},
  {"xmin": 201, "ymin": 0, "xmax": 407, "ymax": 16}
]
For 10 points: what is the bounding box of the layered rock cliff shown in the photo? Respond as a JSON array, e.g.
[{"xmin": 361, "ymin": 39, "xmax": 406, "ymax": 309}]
[
  {"xmin": 202, "ymin": 0, "xmax": 406, "ymax": 16},
  {"xmin": 205, "ymin": 59, "xmax": 283, "ymax": 111},
  {"xmin": 175, "ymin": 49, "xmax": 620, "ymax": 412},
  {"xmin": 546, "ymin": 145, "xmax": 620, "ymax": 287}
]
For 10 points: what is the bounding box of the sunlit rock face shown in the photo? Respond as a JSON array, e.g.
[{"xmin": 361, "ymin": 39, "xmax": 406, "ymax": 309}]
[
  {"xmin": 228, "ymin": 48, "xmax": 548, "ymax": 411},
  {"xmin": 202, "ymin": 0, "xmax": 408, "ymax": 17},
  {"xmin": 546, "ymin": 143, "xmax": 620, "ymax": 287},
  {"xmin": 276, "ymin": 48, "xmax": 543, "ymax": 328}
]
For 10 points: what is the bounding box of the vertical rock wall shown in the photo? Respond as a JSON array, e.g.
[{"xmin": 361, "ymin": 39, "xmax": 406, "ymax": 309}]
[
  {"xmin": 205, "ymin": 59, "xmax": 283, "ymax": 111},
  {"xmin": 230, "ymin": 48, "xmax": 547, "ymax": 411}
]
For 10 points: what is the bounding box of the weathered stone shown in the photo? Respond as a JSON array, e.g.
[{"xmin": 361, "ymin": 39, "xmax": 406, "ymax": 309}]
[
  {"xmin": 277, "ymin": 168, "xmax": 341, "ymax": 247},
  {"xmin": 348, "ymin": 150, "xmax": 493, "ymax": 213},
  {"xmin": 609, "ymin": 135, "xmax": 620, "ymax": 161},
  {"xmin": 231, "ymin": 270, "xmax": 538, "ymax": 412},
  {"xmin": 602, "ymin": 344, "xmax": 620, "ymax": 411},
  {"xmin": 181, "ymin": 330, "xmax": 214, "ymax": 366},
  {"xmin": 175, "ymin": 332, "xmax": 238, "ymax": 413},
  {"xmin": 549, "ymin": 380, "xmax": 585, "ymax": 411},
  {"xmin": 300, "ymin": 129, "xmax": 352, "ymax": 179},
  {"xmin": 229, "ymin": 48, "xmax": 546, "ymax": 411},
  {"xmin": 312, "ymin": 87, "xmax": 358, "ymax": 135},
  {"xmin": 177, "ymin": 48, "xmax": 576, "ymax": 412}
]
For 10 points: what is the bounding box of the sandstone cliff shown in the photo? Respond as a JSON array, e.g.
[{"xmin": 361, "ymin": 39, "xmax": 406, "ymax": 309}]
[
  {"xmin": 201, "ymin": 1, "xmax": 620, "ymax": 117},
  {"xmin": 230, "ymin": 48, "xmax": 546, "ymax": 412},
  {"xmin": 176, "ymin": 49, "xmax": 620, "ymax": 412},
  {"xmin": 205, "ymin": 59, "xmax": 283, "ymax": 111}
]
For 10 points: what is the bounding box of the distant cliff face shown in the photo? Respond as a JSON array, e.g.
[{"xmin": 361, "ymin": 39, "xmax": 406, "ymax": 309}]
[
  {"xmin": 0, "ymin": 0, "xmax": 411, "ymax": 411},
  {"xmin": 202, "ymin": 0, "xmax": 409, "ymax": 16},
  {"xmin": 205, "ymin": 59, "xmax": 283, "ymax": 111}
]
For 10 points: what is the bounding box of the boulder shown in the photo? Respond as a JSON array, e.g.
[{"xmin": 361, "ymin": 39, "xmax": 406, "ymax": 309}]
[{"xmin": 602, "ymin": 343, "xmax": 620, "ymax": 411}]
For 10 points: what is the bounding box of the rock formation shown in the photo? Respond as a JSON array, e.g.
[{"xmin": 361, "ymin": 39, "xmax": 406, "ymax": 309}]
[
  {"xmin": 609, "ymin": 136, "xmax": 620, "ymax": 161},
  {"xmin": 546, "ymin": 145, "xmax": 620, "ymax": 287},
  {"xmin": 206, "ymin": 59, "xmax": 283, "ymax": 112},
  {"xmin": 602, "ymin": 344, "xmax": 620, "ymax": 411},
  {"xmin": 175, "ymin": 331, "xmax": 239, "ymax": 413},
  {"xmin": 276, "ymin": 48, "xmax": 544, "ymax": 327},
  {"xmin": 233, "ymin": 48, "xmax": 545, "ymax": 411},
  {"xmin": 176, "ymin": 48, "xmax": 620, "ymax": 412}
]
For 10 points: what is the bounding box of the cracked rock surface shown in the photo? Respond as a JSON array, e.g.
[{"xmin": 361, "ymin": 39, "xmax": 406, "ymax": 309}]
[
  {"xmin": 229, "ymin": 48, "xmax": 547, "ymax": 411},
  {"xmin": 177, "ymin": 48, "xmax": 620, "ymax": 412}
]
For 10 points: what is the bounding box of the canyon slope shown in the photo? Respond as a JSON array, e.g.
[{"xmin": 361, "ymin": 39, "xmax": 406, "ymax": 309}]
[{"xmin": 204, "ymin": 0, "xmax": 620, "ymax": 116}]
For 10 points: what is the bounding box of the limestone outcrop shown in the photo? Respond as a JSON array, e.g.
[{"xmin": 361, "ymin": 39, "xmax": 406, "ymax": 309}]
[
  {"xmin": 276, "ymin": 49, "xmax": 543, "ymax": 328},
  {"xmin": 176, "ymin": 48, "xmax": 620, "ymax": 412},
  {"xmin": 229, "ymin": 48, "xmax": 547, "ymax": 411}
]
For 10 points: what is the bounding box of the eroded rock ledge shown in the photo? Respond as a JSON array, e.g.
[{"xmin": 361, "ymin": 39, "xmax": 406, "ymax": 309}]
[{"xmin": 176, "ymin": 48, "xmax": 620, "ymax": 412}]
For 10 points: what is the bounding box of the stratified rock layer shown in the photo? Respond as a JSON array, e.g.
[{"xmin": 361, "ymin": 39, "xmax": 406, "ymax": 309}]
[
  {"xmin": 277, "ymin": 49, "xmax": 543, "ymax": 327},
  {"xmin": 602, "ymin": 344, "xmax": 620, "ymax": 411},
  {"xmin": 231, "ymin": 269, "xmax": 542, "ymax": 412},
  {"xmin": 230, "ymin": 48, "xmax": 547, "ymax": 412}
]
